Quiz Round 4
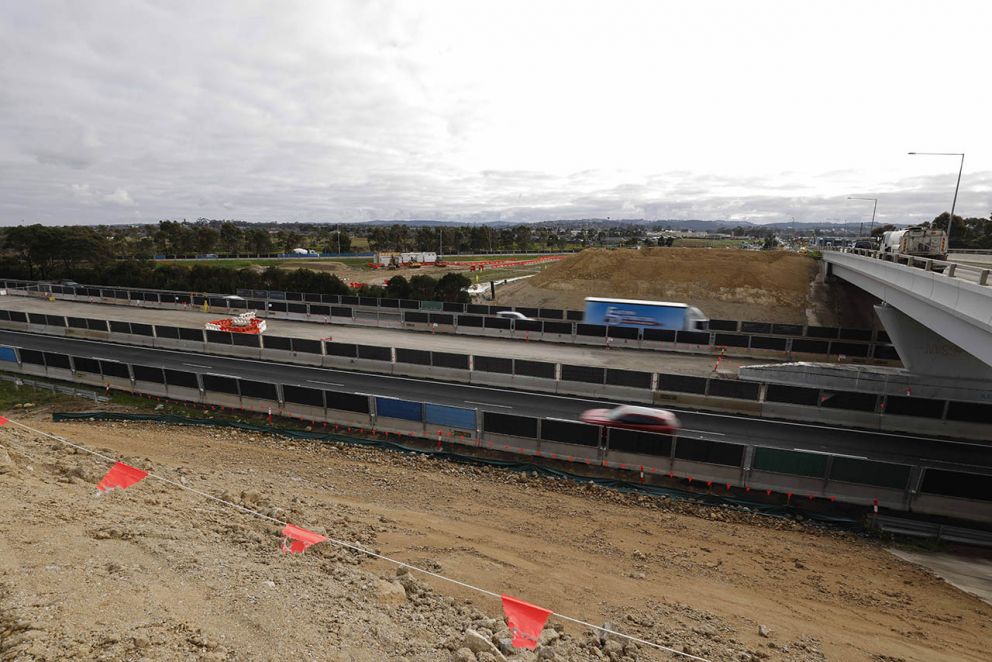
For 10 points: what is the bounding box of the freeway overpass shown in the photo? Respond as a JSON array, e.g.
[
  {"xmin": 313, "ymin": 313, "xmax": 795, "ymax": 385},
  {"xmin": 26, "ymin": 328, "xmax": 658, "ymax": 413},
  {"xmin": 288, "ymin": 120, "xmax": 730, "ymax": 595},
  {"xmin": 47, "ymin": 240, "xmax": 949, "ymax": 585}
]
[{"xmin": 822, "ymin": 249, "xmax": 992, "ymax": 380}]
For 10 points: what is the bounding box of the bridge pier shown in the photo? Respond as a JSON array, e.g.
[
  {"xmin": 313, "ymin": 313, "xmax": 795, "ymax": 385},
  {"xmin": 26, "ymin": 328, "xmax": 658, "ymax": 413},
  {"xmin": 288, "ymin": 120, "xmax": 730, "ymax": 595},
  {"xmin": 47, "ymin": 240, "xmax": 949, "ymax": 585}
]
[{"xmin": 874, "ymin": 304, "xmax": 992, "ymax": 380}]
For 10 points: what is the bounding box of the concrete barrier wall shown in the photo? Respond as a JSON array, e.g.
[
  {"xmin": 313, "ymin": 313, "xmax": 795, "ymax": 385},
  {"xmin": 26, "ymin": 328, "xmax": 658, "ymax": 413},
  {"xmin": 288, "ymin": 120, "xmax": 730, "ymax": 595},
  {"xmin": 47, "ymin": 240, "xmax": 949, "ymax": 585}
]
[
  {"xmin": 204, "ymin": 392, "xmax": 241, "ymax": 409},
  {"xmin": 325, "ymin": 408, "xmax": 374, "ymax": 428},
  {"xmin": 760, "ymin": 402, "xmax": 881, "ymax": 429},
  {"xmin": 104, "ymin": 376, "xmax": 132, "ymax": 390},
  {"xmin": 671, "ymin": 459, "xmax": 743, "ymax": 484},
  {"xmin": 745, "ymin": 470, "xmax": 827, "ymax": 498},
  {"xmin": 280, "ymin": 403, "xmax": 328, "ymax": 423},
  {"xmin": 166, "ymin": 385, "xmax": 203, "ymax": 403},
  {"xmin": 909, "ymin": 494, "xmax": 992, "ymax": 522},
  {"xmin": 45, "ymin": 367, "xmax": 75, "ymax": 382},
  {"xmin": 373, "ymin": 418, "xmax": 424, "ymax": 437},
  {"xmin": 238, "ymin": 396, "xmax": 278, "ymax": 414},
  {"xmin": 479, "ymin": 433, "xmax": 539, "ymax": 455},
  {"xmin": 823, "ymin": 481, "xmax": 908, "ymax": 509},
  {"xmin": 608, "ymin": 449, "xmax": 673, "ymax": 471},
  {"xmin": 133, "ymin": 380, "xmax": 168, "ymax": 397},
  {"xmin": 536, "ymin": 439, "xmax": 600, "ymax": 462}
]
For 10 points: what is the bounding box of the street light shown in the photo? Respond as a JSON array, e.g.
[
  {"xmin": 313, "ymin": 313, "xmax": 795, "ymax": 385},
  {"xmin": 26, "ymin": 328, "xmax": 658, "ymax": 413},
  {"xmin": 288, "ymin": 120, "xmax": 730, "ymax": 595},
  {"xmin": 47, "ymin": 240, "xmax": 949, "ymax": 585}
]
[
  {"xmin": 847, "ymin": 196, "xmax": 878, "ymax": 237},
  {"xmin": 908, "ymin": 151, "xmax": 965, "ymax": 249}
]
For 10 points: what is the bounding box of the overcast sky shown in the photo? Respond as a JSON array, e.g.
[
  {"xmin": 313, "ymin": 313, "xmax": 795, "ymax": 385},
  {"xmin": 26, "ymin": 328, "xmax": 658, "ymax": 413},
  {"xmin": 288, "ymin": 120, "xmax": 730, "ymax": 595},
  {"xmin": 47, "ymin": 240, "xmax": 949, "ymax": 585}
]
[{"xmin": 1, "ymin": 0, "xmax": 990, "ymax": 226}]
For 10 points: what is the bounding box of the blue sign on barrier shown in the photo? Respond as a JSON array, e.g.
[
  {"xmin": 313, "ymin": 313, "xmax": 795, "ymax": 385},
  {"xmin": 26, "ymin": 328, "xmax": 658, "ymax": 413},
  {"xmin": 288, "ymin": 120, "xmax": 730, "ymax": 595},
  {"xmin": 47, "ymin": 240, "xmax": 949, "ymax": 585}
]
[
  {"xmin": 0, "ymin": 346, "xmax": 17, "ymax": 362},
  {"xmin": 375, "ymin": 397, "xmax": 422, "ymax": 421},
  {"xmin": 425, "ymin": 403, "xmax": 476, "ymax": 430}
]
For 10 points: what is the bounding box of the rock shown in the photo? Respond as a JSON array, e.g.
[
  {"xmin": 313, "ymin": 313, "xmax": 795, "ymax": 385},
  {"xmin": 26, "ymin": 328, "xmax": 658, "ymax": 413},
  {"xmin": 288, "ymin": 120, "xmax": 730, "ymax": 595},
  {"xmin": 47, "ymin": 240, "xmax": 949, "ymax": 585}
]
[
  {"xmin": 536, "ymin": 646, "xmax": 557, "ymax": 660},
  {"xmin": 603, "ymin": 640, "xmax": 623, "ymax": 656},
  {"xmin": 264, "ymin": 580, "xmax": 276, "ymax": 589},
  {"xmin": 538, "ymin": 629, "xmax": 559, "ymax": 646},
  {"xmin": 0, "ymin": 447, "xmax": 16, "ymax": 474},
  {"xmin": 374, "ymin": 578, "xmax": 407, "ymax": 605},
  {"xmin": 598, "ymin": 622, "xmax": 614, "ymax": 645},
  {"xmin": 462, "ymin": 629, "xmax": 507, "ymax": 660},
  {"xmin": 451, "ymin": 648, "xmax": 477, "ymax": 662},
  {"xmin": 758, "ymin": 624, "xmax": 770, "ymax": 638},
  {"xmin": 477, "ymin": 653, "xmax": 500, "ymax": 662},
  {"xmin": 497, "ymin": 638, "xmax": 516, "ymax": 655}
]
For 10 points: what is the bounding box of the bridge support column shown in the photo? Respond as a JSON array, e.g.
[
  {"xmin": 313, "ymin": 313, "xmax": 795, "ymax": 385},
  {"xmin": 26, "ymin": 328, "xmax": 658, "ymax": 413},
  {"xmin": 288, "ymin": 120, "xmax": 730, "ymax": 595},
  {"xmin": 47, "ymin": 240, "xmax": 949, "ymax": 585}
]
[{"xmin": 874, "ymin": 304, "xmax": 992, "ymax": 380}]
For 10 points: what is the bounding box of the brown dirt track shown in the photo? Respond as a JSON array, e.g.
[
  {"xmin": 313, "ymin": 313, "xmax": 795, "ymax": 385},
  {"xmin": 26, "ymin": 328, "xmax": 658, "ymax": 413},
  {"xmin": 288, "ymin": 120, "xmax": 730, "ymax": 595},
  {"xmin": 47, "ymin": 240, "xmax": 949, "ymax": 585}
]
[
  {"xmin": 1, "ymin": 405, "xmax": 990, "ymax": 661},
  {"xmin": 497, "ymin": 249, "xmax": 818, "ymax": 324}
]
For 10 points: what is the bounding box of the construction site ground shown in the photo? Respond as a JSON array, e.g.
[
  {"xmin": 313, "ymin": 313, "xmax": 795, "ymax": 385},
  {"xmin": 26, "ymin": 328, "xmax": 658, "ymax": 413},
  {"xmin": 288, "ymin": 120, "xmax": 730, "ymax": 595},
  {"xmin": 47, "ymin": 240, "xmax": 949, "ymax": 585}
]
[
  {"xmin": 492, "ymin": 249, "xmax": 873, "ymax": 328},
  {"xmin": 1, "ymin": 396, "xmax": 990, "ymax": 661},
  {"xmin": 0, "ymin": 297, "xmax": 767, "ymax": 376}
]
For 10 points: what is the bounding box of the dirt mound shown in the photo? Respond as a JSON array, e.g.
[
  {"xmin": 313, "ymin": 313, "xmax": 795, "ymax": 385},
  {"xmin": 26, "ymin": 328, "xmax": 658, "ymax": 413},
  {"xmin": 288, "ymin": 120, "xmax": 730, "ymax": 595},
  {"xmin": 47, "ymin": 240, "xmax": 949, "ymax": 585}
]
[{"xmin": 507, "ymin": 248, "xmax": 818, "ymax": 323}]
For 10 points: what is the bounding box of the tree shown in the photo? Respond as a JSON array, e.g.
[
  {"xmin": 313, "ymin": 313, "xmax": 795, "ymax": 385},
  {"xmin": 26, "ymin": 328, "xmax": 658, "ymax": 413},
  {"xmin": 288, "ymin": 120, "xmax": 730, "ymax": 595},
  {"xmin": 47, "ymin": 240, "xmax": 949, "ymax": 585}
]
[
  {"xmin": 513, "ymin": 225, "xmax": 532, "ymax": 251},
  {"xmin": 219, "ymin": 222, "xmax": 243, "ymax": 254},
  {"xmin": 384, "ymin": 274, "xmax": 412, "ymax": 299},
  {"xmin": 324, "ymin": 231, "xmax": 351, "ymax": 254},
  {"xmin": 408, "ymin": 274, "xmax": 436, "ymax": 300},
  {"xmin": 247, "ymin": 229, "xmax": 273, "ymax": 255},
  {"xmin": 194, "ymin": 226, "xmax": 219, "ymax": 254},
  {"xmin": 434, "ymin": 272, "xmax": 470, "ymax": 302},
  {"xmin": 279, "ymin": 230, "xmax": 302, "ymax": 252}
]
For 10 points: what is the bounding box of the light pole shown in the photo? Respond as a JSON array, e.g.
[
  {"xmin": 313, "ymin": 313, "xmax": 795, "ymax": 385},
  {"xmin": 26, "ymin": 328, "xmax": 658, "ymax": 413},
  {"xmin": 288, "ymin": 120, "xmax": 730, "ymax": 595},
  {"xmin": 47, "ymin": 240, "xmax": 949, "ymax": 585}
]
[
  {"xmin": 847, "ymin": 196, "xmax": 878, "ymax": 237},
  {"xmin": 908, "ymin": 151, "xmax": 965, "ymax": 249}
]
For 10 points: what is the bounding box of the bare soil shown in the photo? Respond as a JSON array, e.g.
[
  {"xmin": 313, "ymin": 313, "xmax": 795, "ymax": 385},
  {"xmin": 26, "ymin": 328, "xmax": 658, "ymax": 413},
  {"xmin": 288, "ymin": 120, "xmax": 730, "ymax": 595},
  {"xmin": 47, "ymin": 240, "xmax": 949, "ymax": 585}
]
[
  {"xmin": 497, "ymin": 249, "xmax": 823, "ymax": 324},
  {"xmin": 2, "ymin": 405, "xmax": 990, "ymax": 661}
]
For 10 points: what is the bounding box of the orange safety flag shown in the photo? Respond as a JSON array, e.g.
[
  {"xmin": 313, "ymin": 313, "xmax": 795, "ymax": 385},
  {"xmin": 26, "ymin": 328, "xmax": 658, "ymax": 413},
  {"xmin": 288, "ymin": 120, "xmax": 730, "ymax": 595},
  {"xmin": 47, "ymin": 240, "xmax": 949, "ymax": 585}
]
[
  {"xmin": 0, "ymin": 415, "xmax": 8, "ymax": 425},
  {"xmin": 97, "ymin": 461, "xmax": 149, "ymax": 492},
  {"xmin": 280, "ymin": 524, "xmax": 327, "ymax": 555},
  {"xmin": 501, "ymin": 594, "xmax": 552, "ymax": 649}
]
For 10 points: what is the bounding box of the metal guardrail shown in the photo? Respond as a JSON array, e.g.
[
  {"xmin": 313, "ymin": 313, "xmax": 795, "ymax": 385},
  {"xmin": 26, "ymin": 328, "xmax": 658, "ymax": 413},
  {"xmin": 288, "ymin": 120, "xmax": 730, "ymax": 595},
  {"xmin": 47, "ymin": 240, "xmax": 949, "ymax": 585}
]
[
  {"xmin": 0, "ymin": 373, "xmax": 109, "ymax": 403},
  {"xmin": 948, "ymin": 249, "xmax": 992, "ymax": 255},
  {"xmin": 875, "ymin": 514, "xmax": 992, "ymax": 547},
  {"xmin": 830, "ymin": 247, "xmax": 991, "ymax": 286}
]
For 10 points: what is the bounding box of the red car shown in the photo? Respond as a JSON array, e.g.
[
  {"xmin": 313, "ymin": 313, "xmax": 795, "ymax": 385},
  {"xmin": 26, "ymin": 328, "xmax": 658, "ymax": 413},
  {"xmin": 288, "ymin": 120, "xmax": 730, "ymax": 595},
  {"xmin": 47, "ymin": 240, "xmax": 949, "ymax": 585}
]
[{"xmin": 580, "ymin": 405, "xmax": 680, "ymax": 434}]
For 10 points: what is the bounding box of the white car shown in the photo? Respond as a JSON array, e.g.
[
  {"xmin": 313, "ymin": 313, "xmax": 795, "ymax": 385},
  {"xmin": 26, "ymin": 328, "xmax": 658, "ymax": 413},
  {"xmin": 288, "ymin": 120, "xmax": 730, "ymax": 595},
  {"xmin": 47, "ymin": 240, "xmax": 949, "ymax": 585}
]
[{"xmin": 495, "ymin": 310, "xmax": 532, "ymax": 321}]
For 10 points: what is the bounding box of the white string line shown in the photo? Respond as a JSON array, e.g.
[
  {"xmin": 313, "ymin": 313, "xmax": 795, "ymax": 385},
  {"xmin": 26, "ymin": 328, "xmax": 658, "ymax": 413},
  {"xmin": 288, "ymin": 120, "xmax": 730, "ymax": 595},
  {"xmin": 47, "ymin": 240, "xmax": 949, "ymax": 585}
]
[{"xmin": 3, "ymin": 418, "xmax": 711, "ymax": 662}]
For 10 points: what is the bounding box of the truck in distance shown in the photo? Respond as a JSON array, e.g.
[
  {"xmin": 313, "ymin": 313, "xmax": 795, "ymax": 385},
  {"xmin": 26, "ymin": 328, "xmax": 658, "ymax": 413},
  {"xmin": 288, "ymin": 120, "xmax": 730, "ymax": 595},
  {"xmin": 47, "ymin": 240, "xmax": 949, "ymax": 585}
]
[
  {"xmin": 880, "ymin": 227, "xmax": 947, "ymax": 260},
  {"xmin": 583, "ymin": 297, "xmax": 708, "ymax": 331}
]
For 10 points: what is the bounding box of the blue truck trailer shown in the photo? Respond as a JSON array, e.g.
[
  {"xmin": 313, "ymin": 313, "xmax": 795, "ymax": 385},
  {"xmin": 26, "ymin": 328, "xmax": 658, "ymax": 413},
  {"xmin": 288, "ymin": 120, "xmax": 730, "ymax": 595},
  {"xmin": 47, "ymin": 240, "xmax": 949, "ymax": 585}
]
[{"xmin": 583, "ymin": 297, "xmax": 709, "ymax": 331}]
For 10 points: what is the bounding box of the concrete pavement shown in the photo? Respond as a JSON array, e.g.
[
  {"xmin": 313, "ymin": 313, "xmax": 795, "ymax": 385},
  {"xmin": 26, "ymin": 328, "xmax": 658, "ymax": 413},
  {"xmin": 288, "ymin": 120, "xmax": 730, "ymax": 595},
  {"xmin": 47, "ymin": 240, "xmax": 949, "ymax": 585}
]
[{"xmin": 0, "ymin": 296, "xmax": 767, "ymax": 376}]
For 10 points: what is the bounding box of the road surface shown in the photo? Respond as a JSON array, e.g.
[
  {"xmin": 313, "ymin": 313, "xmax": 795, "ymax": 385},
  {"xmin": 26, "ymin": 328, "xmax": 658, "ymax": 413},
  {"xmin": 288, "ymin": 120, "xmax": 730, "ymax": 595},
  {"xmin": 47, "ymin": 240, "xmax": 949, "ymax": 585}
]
[{"xmin": 1, "ymin": 329, "xmax": 989, "ymax": 472}]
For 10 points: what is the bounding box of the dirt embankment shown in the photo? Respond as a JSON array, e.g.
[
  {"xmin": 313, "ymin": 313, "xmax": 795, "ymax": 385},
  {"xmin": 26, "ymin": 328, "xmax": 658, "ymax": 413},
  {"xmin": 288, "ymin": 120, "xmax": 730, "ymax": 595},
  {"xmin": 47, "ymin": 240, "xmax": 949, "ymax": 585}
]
[
  {"xmin": 2, "ymin": 408, "xmax": 990, "ymax": 661},
  {"xmin": 498, "ymin": 248, "xmax": 819, "ymax": 324}
]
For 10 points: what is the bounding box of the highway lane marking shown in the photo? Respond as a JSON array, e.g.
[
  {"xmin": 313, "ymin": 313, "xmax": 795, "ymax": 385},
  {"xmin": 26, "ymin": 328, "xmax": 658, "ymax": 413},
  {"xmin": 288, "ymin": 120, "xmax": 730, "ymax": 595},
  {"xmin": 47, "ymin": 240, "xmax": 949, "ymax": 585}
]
[
  {"xmin": 6, "ymin": 330, "xmax": 988, "ymax": 449},
  {"xmin": 307, "ymin": 379, "xmax": 344, "ymax": 387},
  {"xmin": 464, "ymin": 400, "xmax": 513, "ymax": 409},
  {"xmin": 354, "ymin": 391, "xmax": 397, "ymax": 399},
  {"xmin": 205, "ymin": 372, "xmax": 240, "ymax": 380},
  {"xmin": 793, "ymin": 448, "xmax": 868, "ymax": 460}
]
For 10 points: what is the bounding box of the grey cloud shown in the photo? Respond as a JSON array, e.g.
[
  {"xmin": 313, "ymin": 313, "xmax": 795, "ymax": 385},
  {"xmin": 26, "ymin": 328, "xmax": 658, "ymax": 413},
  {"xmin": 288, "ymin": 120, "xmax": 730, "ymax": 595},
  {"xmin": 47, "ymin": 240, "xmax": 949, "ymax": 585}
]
[{"xmin": 0, "ymin": 2, "xmax": 989, "ymax": 226}]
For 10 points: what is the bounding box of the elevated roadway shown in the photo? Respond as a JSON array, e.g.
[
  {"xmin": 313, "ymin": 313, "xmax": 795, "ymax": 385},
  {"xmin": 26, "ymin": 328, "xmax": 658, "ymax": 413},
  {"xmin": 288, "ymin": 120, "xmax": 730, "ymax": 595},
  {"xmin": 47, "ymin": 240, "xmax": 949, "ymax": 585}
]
[
  {"xmin": 822, "ymin": 250, "xmax": 992, "ymax": 379},
  {"xmin": 2, "ymin": 329, "xmax": 989, "ymax": 472}
]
